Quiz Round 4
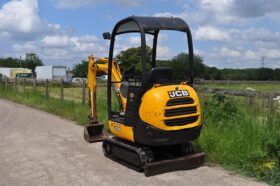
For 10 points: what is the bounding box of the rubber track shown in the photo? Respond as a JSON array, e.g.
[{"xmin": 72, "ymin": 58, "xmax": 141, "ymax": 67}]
[{"xmin": 102, "ymin": 138, "xmax": 149, "ymax": 172}]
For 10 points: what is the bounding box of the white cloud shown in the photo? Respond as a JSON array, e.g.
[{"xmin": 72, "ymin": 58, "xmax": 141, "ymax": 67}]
[
  {"xmin": 42, "ymin": 35, "xmax": 71, "ymax": 47},
  {"xmin": 154, "ymin": 12, "xmax": 174, "ymax": 17},
  {"xmin": 194, "ymin": 48, "xmax": 204, "ymax": 56},
  {"xmin": 0, "ymin": 0, "xmax": 60, "ymax": 40},
  {"xmin": 0, "ymin": 0, "xmax": 40, "ymax": 33},
  {"xmin": 54, "ymin": 0, "xmax": 142, "ymax": 9},
  {"xmin": 241, "ymin": 28, "xmax": 280, "ymax": 43},
  {"xmin": 128, "ymin": 37, "xmax": 141, "ymax": 45},
  {"xmin": 229, "ymin": 0, "xmax": 280, "ymax": 18},
  {"xmin": 153, "ymin": 0, "xmax": 280, "ymax": 68},
  {"xmin": 154, "ymin": 11, "xmax": 188, "ymax": 21},
  {"xmin": 156, "ymin": 0, "xmax": 280, "ymax": 28},
  {"xmin": 157, "ymin": 46, "xmax": 172, "ymax": 60},
  {"xmin": 200, "ymin": 0, "xmax": 231, "ymax": 13},
  {"xmin": 195, "ymin": 26, "xmax": 230, "ymax": 41},
  {"xmin": 219, "ymin": 47, "xmax": 241, "ymax": 58},
  {"xmin": 13, "ymin": 34, "xmax": 107, "ymax": 65},
  {"xmin": 1, "ymin": 0, "xmax": 280, "ymax": 69},
  {"xmin": 54, "ymin": 0, "xmax": 102, "ymax": 9},
  {"xmin": 126, "ymin": 34, "xmax": 153, "ymax": 49},
  {"xmin": 13, "ymin": 41, "xmax": 38, "ymax": 52},
  {"xmin": 244, "ymin": 50, "xmax": 258, "ymax": 60},
  {"xmin": 265, "ymin": 49, "xmax": 280, "ymax": 59},
  {"xmin": 194, "ymin": 0, "xmax": 280, "ymax": 25},
  {"xmin": 0, "ymin": 0, "xmax": 107, "ymax": 66}
]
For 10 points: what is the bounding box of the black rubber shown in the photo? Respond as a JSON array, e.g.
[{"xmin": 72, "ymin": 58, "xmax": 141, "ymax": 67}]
[
  {"xmin": 102, "ymin": 137, "xmax": 205, "ymax": 177},
  {"xmin": 102, "ymin": 138, "xmax": 148, "ymax": 172},
  {"xmin": 144, "ymin": 152, "xmax": 205, "ymax": 177}
]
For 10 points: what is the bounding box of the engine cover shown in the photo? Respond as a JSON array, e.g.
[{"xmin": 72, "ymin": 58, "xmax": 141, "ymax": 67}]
[{"xmin": 139, "ymin": 84, "xmax": 202, "ymax": 131}]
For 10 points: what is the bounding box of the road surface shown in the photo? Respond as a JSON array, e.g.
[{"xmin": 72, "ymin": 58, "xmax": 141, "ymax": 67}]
[{"xmin": 0, "ymin": 99, "xmax": 267, "ymax": 186}]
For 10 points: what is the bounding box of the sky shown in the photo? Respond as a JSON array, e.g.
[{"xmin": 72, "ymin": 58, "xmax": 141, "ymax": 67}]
[{"xmin": 0, "ymin": 0, "xmax": 280, "ymax": 69}]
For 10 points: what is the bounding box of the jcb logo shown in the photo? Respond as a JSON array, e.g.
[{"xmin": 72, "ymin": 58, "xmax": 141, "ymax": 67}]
[{"xmin": 168, "ymin": 90, "xmax": 189, "ymax": 98}]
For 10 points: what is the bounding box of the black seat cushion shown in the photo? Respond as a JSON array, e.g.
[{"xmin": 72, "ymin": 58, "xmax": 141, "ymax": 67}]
[
  {"xmin": 145, "ymin": 67, "xmax": 172, "ymax": 86},
  {"xmin": 120, "ymin": 81, "xmax": 129, "ymax": 98}
]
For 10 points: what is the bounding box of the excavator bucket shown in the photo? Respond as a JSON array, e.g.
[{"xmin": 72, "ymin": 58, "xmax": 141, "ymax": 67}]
[{"xmin": 84, "ymin": 118, "xmax": 108, "ymax": 143}]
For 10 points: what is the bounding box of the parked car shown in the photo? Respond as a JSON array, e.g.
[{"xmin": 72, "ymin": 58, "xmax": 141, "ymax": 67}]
[
  {"xmin": 72, "ymin": 77, "xmax": 87, "ymax": 84},
  {"xmin": 97, "ymin": 75, "xmax": 108, "ymax": 81}
]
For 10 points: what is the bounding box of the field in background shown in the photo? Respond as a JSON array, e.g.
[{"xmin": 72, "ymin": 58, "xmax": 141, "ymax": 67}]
[
  {"xmin": 1, "ymin": 79, "xmax": 280, "ymax": 185},
  {"xmin": 199, "ymin": 80, "xmax": 280, "ymax": 92}
]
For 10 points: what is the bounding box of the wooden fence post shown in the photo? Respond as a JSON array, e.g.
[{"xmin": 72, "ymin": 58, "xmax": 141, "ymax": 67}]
[
  {"xmin": 5, "ymin": 78, "xmax": 9, "ymax": 88},
  {"xmin": 13, "ymin": 78, "xmax": 17, "ymax": 93},
  {"xmin": 260, "ymin": 93, "xmax": 265, "ymax": 109},
  {"xmin": 60, "ymin": 79, "xmax": 64, "ymax": 101},
  {"xmin": 33, "ymin": 78, "xmax": 37, "ymax": 92},
  {"xmin": 248, "ymin": 96, "xmax": 254, "ymax": 106},
  {"xmin": 5, "ymin": 78, "xmax": 8, "ymax": 90},
  {"xmin": 45, "ymin": 79, "xmax": 49, "ymax": 98},
  {"xmin": 269, "ymin": 92, "xmax": 275, "ymax": 114},
  {"xmin": 82, "ymin": 80, "xmax": 86, "ymax": 104},
  {"xmin": 23, "ymin": 78, "xmax": 26, "ymax": 92}
]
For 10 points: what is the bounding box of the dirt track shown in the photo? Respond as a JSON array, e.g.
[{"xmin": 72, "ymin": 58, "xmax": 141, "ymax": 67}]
[{"xmin": 0, "ymin": 99, "xmax": 267, "ymax": 186}]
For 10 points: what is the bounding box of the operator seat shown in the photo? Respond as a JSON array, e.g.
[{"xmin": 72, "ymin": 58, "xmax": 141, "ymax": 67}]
[
  {"xmin": 120, "ymin": 81, "xmax": 129, "ymax": 98},
  {"xmin": 145, "ymin": 67, "xmax": 173, "ymax": 87}
]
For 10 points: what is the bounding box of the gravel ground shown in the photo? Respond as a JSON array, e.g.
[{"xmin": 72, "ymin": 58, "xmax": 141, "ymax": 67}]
[{"xmin": 0, "ymin": 99, "xmax": 267, "ymax": 186}]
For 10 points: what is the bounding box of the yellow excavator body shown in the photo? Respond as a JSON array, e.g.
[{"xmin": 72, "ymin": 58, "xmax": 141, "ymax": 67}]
[{"xmin": 84, "ymin": 16, "xmax": 205, "ymax": 176}]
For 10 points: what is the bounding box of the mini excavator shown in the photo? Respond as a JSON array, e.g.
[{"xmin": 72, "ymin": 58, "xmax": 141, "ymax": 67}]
[{"xmin": 84, "ymin": 16, "xmax": 205, "ymax": 176}]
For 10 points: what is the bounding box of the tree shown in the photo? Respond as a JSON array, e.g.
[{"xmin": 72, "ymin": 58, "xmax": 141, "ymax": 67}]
[
  {"xmin": 115, "ymin": 48, "xmax": 205, "ymax": 80},
  {"xmin": 115, "ymin": 46, "xmax": 152, "ymax": 77},
  {"xmin": 72, "ymin": 60, "xmax": 106, "ymax": 78},
  {"xmin": 273, "ymin": 69, "xmax": 280, "ymax": 80},
  {"xmin": 22, "ymin": 53, "xmax": 43, "ymax": 73},
  {"xmin": 0, "ymin": 54, "xmax": 43, "ymax": 72},
  {"xmin": 72, "ymin": 60, "xmax": 88, "ymax": 78},
  {"xmin": 0, "ymin": 57, "xmax": 22, "ymax": 67},
  {"xmin": 171, "ymin": 53, "xmax": 205, "ymax": 80}
]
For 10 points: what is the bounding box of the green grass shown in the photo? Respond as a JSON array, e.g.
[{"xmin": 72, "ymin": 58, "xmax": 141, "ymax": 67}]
[
  {"xmin": 0, "ymin": 83, "xmax": 114, "ymax": 127},
  {"xmin": 198, "ymin": 82, "xmax": 280, "ymax": 92},
  {"xmin": 198, "ymin": 94, "xmax": 280, "ymax": 185},
  {"xmin": 0, "ymin": 85, "xmax": 89, "ymax": 126}
]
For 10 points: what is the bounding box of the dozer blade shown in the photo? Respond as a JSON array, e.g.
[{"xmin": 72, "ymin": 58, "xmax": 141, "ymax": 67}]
[
  {"xmin": 103, "ymin": 138, "xmax": 205, "ymax": 177},
  {"xmin": 84, "ymin": 124, "xmax": 108, "ymax": 143},
  {"xmin": 143, "ymin": 152, "xmax": 205, "ymax": 177}
]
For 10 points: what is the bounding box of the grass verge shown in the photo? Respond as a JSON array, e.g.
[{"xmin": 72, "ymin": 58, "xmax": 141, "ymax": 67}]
[
  {"xmin": 0, "ymin": 86, "xmax": 89, "ymax": 126},
  {"xmin": 198, "ymin": 94, "xmax": 280, "ymax": 185}
]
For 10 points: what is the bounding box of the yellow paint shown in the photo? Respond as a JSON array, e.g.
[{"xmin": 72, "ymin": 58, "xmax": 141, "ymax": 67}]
[
  {"xmin": 87, "ymin": 55, "xmax": 127, "ymax": 119},
  {"xmin": 88, "ymin": 56, "xmax": 202, "ymax": 140},
  {"xmin": 108, "ymin": 121, "xmax": 134, "ymax": 142},
  {"xmin": 139, "ymin": 84, "xmax": 202, "ymax": 131},
  {"xmin": 10, "ymin": 68, "xmax": 32, "ymax": 78}
]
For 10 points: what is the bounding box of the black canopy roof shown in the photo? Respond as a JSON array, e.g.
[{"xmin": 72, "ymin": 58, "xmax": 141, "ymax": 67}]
[{"xmin": 114, "ymin": 16, "xmax": 190, "ymax": 35}]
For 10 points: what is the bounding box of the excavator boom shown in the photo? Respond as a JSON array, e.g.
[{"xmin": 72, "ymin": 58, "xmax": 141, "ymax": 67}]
[
  {"xmin": 84, "ymin": 55, "xmax": 126, "ymax": 142},
  {"xmin": 84, "ymin": 55, "xmax": 107, "ymax": 142}
]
